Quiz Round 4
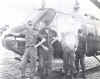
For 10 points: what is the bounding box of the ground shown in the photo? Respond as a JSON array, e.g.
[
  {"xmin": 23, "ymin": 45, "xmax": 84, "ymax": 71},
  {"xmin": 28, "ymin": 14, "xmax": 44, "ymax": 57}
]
[{"xmin": 1, "ymin": 43, "xmax": 100, "ymax": 79}]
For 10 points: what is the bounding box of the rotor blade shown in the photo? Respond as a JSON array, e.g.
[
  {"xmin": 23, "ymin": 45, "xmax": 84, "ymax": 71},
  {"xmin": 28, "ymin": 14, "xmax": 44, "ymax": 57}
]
[
  {"xmin": 90, "ymin": 0, "xmax": 100, "ymax": 8},
  {"xmin": 33, "ymin": 8, "xmax": 40, "ymax": 11},
  {"xmin": 56, "ymin": 11, "xmax": 73, "ymax": 16},
  {"xmin": 84, "ymin": 13, "xmax": 100, "ymax": 21},
  {"xmin": 33, "ymin": 8, "xmax": 46, "ymax": 11},
  {"xmin": 90, "ymin": 16, "xmax": 100, "ymax": 21}
]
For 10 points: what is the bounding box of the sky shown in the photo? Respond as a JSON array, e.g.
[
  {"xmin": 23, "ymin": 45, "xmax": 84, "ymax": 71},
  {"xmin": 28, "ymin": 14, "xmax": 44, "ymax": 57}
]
[
  {"xmin": 0, "ymin": 0, "xmax": 41, "ymax": 26},
  {"xmin": 0, "ymin": 0, "xmax": 100, "ymax": 34},
  {"xmin": 0, "ymin": 0, "xmax": 74, "ymax": 26}
]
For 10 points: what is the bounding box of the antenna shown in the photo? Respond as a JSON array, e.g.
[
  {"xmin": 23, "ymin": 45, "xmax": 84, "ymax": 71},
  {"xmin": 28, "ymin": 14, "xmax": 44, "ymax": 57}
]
[
  {"xmin": 73, "ymin": 0, "xmax": 80, "ymax": 11},
  {"xmin": 41, "ymin": 0, "xmax": 45, "ymax": 9}
]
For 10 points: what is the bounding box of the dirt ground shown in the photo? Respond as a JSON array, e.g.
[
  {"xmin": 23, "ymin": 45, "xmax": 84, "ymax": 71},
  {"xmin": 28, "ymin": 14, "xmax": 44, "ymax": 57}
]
[{"xmin": 1, "ymin": 42, "xmax": 100, "ymax": 79}]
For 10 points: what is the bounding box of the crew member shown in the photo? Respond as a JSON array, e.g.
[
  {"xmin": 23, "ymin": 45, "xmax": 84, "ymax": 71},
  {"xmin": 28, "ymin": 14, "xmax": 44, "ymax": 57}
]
[
  {"xmin": 75, "ymin": 29, "xmax": 86, "ymax": 78},
  {"xmin": 19, "ymin": 20, "xmax": 46, "ymax": 79}
]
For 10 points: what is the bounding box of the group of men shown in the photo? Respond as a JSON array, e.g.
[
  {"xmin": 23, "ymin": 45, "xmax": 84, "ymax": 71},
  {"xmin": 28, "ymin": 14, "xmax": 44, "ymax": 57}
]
[
  {"xmin": 61, "ymin": 29, "xmax": 86, "ymax": 79},
  {"xmin": 18, "ymin": 19, "xmax": 86, "ymax": 79},
  {"xmin": 18, "ymin": 20, "xmax": 58, "ymax": 79}
]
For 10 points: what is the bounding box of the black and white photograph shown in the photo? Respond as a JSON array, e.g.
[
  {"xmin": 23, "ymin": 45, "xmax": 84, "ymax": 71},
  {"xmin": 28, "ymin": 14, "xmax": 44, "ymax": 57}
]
[{"xmin": 0, "ymin": 0, "xmax": 100, "ymax": 79}]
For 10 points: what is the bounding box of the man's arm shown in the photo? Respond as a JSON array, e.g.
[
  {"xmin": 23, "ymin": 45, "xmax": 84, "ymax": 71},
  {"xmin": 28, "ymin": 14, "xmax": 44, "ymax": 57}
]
[
  {"xmin": 41, "ymin": 44, "xmax": 48, "ymax": 51},
  {"xmin": 51, "ymin": 37, "xmax": 58, "ymax": 45},
  {"xmin": 35, "ymin": 38, "xmax": 46, "ymax": 48},
  {"xmin": 35, "ymin": 38, "xmax": 49, "ymax": 51}
]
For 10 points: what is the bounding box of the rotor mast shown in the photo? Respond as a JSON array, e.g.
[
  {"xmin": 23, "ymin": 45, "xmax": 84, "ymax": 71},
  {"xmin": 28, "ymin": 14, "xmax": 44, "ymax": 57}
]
[{"xmin": 41, "ymin": 0, "xmax": 45, "ymax": 9}]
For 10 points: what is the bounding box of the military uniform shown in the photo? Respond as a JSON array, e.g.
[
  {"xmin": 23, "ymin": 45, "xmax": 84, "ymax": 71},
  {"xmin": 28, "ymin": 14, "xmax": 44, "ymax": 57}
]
[
  {"xmin": 61, "ymin": 38, "xmax": 75, "ymax": 79},
  {"xmin": 52, "ymin": 39, "xmax": 63, "ymax": 59},
  {"xmin": 20, "ymin": 26, "xmax": 39, "ymax": 79},
  {"xmin": 75, "ymin": 30, "xmax": 86, "ymax": 78},
  {"xmin": 37, "ymin": 27, "xmax": 54, "ymax": 78}
]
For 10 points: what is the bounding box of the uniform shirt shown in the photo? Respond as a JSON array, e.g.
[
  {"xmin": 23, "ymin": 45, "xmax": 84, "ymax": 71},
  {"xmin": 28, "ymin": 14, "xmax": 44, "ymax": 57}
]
[
  {"xmin": 61, "ymin": 33, "xmax": 77, "ymax": 51},
  {"xmin": 77, "ymin": 34, "xmax": 86, "ymax": 50},
  {"xmin": 39, "ymin": 27, "xmax": 56, "ymax": 47},
  {"xmin": 52, "ymin": 40, "xmax": 63, "ymax": 58},
  {"xmin": 21, "ymin": 25, "xmax": 39, "ymax": 47}
]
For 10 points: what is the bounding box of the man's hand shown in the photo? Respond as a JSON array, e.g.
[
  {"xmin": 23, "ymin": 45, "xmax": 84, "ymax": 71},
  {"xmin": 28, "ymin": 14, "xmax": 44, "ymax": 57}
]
[
  {"xmin": 41, "ymin": 45, "xmax": 48, "ymax": 51},
  {"xmin": 35, "ymin": 38, "xmax": 46, "ymax": 48},
  {"xmin": 15, "ymin": 63, "xmax": 23, "ymax": 70}
]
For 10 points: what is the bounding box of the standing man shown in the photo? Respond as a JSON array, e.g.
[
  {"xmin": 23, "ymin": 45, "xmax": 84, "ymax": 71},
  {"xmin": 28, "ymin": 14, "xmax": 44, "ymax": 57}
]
[
  {"xmin": 51, "ymin": 32, "xmax": 63, "ymax": 59},
  {"xmin": 61, "ymin": 32, "xmax": 75, "ymax": 79},
  {"xmin": 19, "ymin": 20, "xmax": 46, "ymax": 79},
  {"xmin": 37, "ymin": 26, "xmax": 55, "ymax": 79},
  {"xmin": 75, "ymin": 29, "xmax": 86, "ymax": 78}
]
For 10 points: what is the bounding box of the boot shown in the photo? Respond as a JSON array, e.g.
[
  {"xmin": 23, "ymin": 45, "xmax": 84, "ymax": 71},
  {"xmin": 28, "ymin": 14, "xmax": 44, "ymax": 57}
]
[
  {"xmin": 21, "ymin": 75, "xmax": 26, "ymax": 79},
  {"xmin": 81, "ymin": 72, "xmax": 86, "ymax": 79}
]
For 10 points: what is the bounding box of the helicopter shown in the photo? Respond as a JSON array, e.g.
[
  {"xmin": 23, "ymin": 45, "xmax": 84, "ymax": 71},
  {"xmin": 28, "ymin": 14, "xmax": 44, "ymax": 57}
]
[
  {"xmin": 2, "ymin": 0, "xmax": 100, "ymax": 70},
  {"xmin": 2, "ymin": 0, "xmax": 77, "ymax": 57},
  {"xmin": 90, "ymin": 0, "xmax": 100, "ymax": 9}
]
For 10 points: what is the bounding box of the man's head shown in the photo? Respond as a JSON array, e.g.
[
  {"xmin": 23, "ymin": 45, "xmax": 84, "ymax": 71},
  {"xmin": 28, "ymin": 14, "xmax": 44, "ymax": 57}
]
[
  {"xmin": 78, "ymin": 29, "xmax": 82, "ymax": 34},
  {"xmin": 33, "ymin": 22, "xmax": 46, "ymax": 31},
  {"xmin": 78, "ymin": 29, "xmax": 85, "ymax": 37},
  {"xmin": 27, "ymin": 20, "xmax": 33, "ymax": 27}
]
